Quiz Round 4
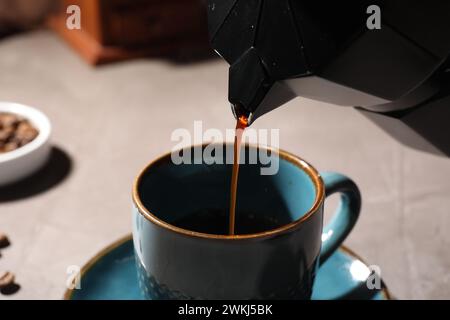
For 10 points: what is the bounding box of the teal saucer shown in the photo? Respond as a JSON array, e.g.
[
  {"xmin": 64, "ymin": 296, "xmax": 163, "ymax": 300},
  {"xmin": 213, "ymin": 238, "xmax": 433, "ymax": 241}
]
[{"xmin": 65, "ymin": 235, "xmax": 391, "ymax": 300}]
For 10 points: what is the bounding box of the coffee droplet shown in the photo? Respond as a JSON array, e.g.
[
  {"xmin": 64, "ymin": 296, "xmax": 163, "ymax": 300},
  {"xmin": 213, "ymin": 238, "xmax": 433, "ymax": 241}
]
[
  {"xmin": 238, "ymin": 115, "xmax": 248, "ymax": 127},
  {"xmin": 0, "ymin": 272, "xmax": 15, "ymax": 289}
]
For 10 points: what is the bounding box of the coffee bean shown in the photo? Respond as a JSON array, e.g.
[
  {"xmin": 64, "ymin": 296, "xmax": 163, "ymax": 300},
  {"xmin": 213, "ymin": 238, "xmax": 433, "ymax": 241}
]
[
  {"xmin": 0, "ymin": 272, "xmax": 15, "ymax": 290},
  {"xmin": 0, "ymin": 113, "xmax": 20, "ymax": 128},
  {"xmin": 15, "ymin": 123, "xmax": 38, "ymax": 144},
  {"xmin": 3, "ymin": 142, "xmax": 18, "ymax": 152},
  {"xmin": 0, "ymin": 233, "xmax": 10, "ymax": 248},
  {"xmin": 0, "ymin": 126, "xmax": 13, "ymax": 142}
]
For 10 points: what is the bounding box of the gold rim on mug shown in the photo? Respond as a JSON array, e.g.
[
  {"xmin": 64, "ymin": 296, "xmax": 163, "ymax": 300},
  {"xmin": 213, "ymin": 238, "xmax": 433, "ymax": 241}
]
[
  {"xmin": 63, "ymin": 234, "xmax": 393, "ymax": 300},
  {"xmin": 132, "ymin": 143, "xmax": 325, "ymax": 240}
]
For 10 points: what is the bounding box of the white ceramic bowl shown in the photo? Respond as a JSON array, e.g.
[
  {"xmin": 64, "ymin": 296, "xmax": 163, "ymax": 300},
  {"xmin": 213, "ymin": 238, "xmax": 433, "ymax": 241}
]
[{"xmin": 0, "ymin": 102, "xmax": 51, "ymax": 186}]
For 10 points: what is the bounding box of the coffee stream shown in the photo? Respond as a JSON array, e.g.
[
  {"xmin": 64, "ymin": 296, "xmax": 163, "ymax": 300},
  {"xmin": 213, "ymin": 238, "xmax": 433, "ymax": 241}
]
[{"xmin": 229, "ymin": 114, "xmax": 248, "ymax": 235}]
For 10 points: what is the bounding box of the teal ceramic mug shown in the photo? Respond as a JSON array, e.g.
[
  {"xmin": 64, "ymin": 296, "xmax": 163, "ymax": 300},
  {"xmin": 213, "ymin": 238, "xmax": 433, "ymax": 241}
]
[{"xmin": 132, "ymin": 144, "xmax": 361, "ymax": 299}]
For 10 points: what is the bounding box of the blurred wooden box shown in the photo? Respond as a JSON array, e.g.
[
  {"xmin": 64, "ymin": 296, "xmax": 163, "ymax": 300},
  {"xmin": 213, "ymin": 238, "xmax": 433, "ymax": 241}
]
[{"xmin": 48, "ymin": 0, "xmax": 209, "ymax": 65}]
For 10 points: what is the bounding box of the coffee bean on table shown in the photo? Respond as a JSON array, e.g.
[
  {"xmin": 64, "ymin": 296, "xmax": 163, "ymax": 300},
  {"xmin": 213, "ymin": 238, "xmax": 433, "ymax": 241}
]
[
  {"xmin": 0, "ymin": 233, "xmax": 10, "ymax": 248},
  {"xmin": 0, "ymin": 272, "xmax": 15, "ymax": 290}
]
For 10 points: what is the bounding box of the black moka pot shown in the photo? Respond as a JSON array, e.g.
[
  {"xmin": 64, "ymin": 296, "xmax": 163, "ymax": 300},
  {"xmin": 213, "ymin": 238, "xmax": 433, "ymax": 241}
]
[{"xmin": 207, "ymin": 0, "xmax": 450, "ymax": 156}]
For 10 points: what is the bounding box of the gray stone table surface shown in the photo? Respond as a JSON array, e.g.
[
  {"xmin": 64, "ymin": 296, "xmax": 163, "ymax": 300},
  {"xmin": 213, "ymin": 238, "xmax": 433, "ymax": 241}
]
[{"xmin": 1, "ymin": 30, "xmax": 449, "ymax": 300}]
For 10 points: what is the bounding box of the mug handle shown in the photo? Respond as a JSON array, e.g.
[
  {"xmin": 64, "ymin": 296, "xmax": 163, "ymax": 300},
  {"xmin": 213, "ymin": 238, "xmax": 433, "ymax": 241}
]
[{"xmin": 319, "ymin": 172, "xmax": 361, "ymax": 266}]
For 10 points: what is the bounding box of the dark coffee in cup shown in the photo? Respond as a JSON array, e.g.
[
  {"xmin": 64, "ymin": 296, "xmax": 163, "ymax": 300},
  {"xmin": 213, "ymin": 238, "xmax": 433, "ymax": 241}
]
[{"xmin": 173, "ymin": 209, "xmax": 284, "ymax": 235}]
